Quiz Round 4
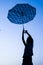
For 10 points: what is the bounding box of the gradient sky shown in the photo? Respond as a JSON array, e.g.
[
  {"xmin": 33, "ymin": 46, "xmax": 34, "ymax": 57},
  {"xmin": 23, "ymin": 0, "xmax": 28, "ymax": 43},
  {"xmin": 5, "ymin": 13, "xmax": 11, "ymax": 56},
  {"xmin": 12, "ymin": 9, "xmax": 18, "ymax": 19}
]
[{"xmin": 0, "ymin": 0, "xmax": 43, "ymax": 65}]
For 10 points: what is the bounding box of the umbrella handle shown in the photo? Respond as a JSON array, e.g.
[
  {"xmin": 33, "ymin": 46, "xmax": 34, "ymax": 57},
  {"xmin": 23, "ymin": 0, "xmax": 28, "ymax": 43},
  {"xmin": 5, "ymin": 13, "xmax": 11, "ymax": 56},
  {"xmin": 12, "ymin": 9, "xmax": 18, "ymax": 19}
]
[
  {"xmin": 23, "ymin": 24, "xmax": 25, "ymax": 30},
  {"xmin": 23, "ymin": 24, "xmax": 27, "ymax": 32}
]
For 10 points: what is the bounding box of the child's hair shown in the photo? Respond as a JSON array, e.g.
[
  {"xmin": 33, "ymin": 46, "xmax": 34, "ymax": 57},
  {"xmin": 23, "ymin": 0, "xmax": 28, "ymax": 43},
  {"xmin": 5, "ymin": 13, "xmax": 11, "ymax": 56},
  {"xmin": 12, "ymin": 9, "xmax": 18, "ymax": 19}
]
[{"xmin": 26, "ymin": 36, "xmax": 33, "ymax": 44}]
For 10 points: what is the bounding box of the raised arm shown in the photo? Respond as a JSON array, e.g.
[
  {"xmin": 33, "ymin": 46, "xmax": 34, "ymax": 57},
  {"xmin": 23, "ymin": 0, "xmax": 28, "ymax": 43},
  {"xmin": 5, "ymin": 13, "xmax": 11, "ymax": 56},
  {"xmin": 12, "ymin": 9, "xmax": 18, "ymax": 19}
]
[
  {"xmin": 24, "ymin": 30, "xmax": 33, "ymax": 40},
  {"xmin": 22, "ymin": 28, "xmax": 26, "ymax": 46}
]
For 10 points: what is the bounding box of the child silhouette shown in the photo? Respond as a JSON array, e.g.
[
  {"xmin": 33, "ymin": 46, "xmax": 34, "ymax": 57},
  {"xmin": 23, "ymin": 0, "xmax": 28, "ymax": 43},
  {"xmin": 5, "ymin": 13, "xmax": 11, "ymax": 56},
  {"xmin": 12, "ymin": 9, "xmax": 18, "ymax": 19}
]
[{"xmin": 22, "ymin": 28, "xmax": 33, "ymax": 65}]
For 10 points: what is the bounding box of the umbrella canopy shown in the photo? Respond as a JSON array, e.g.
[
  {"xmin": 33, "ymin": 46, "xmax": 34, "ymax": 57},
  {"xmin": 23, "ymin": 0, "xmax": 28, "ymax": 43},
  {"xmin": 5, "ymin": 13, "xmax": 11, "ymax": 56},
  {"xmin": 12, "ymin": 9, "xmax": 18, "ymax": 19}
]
[{"xmin": 7, "ymin": 3, "xmax": 36, "ymax": 24}]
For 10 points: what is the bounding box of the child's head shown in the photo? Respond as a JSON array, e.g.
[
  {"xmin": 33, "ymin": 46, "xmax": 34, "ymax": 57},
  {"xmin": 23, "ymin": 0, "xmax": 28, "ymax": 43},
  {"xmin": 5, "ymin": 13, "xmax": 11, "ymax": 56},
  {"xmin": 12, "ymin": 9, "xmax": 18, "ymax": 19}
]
[{"xmin": 26, "ymin": 37, "xmax": 33, "ymax": 44}]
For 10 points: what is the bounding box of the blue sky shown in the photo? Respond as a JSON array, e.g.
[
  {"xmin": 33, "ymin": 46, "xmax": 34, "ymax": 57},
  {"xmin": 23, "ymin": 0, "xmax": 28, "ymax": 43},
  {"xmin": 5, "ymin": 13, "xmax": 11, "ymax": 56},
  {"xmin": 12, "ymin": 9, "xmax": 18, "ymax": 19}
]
[{"xmin": 0, "ymin": 0, "xmax": 43, "ymax": 65}]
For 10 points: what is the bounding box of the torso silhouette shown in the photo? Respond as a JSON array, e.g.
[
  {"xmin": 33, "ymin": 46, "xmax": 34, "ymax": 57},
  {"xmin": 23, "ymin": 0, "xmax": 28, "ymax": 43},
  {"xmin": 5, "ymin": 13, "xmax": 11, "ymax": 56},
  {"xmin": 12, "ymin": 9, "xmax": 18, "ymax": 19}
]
[{"xmin": 23, "ymin": 36, "xmax": 33, "ymax": 58}]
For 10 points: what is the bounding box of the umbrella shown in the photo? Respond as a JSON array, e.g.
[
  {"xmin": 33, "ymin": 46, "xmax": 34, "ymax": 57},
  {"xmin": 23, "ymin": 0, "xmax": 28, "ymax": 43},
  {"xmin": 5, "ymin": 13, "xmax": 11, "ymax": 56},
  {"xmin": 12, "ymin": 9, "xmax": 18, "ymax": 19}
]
[{"xmin": 7, "ymin": 3, "xmax": 36, "ymax": 24}]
